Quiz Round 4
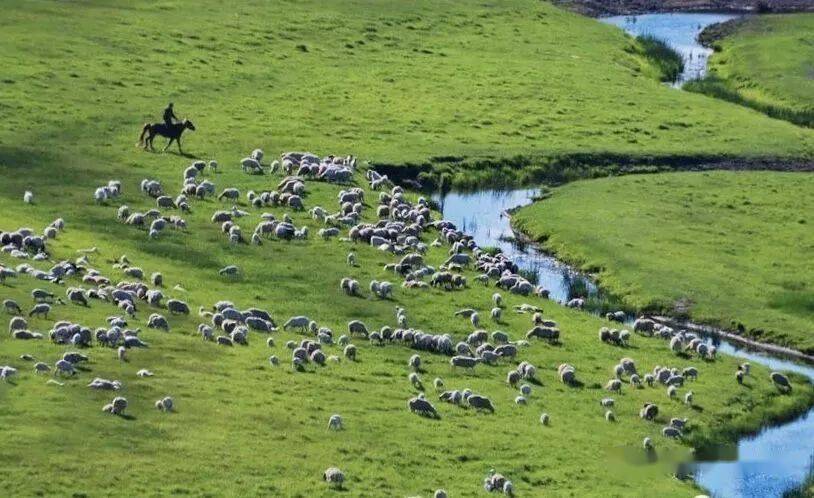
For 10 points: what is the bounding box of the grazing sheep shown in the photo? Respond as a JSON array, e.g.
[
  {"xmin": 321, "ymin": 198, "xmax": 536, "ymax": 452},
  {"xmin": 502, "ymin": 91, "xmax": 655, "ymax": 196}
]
[
  {"xmin": 167, "ymin": 299, "xmax": 190, "ymax": 315},
  {"xmin": 433, "ymin": 377, "xmax": 444, "ymax": 390},
  {"xmin": 662, "ymin": 426, "xmax": 682, "ymax": 438},
  {"xmin": 117, "ymin": 346, "xmax": 127, "ymax": 362},
  {"xmin": 23, "ymin": 190, "xmax": 33, "ymax": 204},
  {"xmin": 54, "ymin": 359, "xmax": 77, "ymax": 376},
  {"xmin": 28, "ymin": 303, "xmax": 51, "ymax": 318},
  {"xmin": 684, "ymin": 391, "xmax": 694, "ymax": 405},
  {"xmin": 520, "ymin": 384, "xmax": 532, "ymax": 397},
  {"xmin": 606, "ymin": 379, "xmax": 622, "ymax": 392},
  {"xmin": 434, "ymin": 490, "xmax": 448, "ymax": 498},
  {"xmin": 407, "ymin": 396, "xmax": 439, "ymax": 418},
  {"xmin": 343, "ymin": 344, "xmax": 357, "ymax": 361},
  {"xmin": 667, "ymin": 385, "xmax": 677, "ymax": 399},
  {"xmin": 736, "ymin": 370, "xmax": 745, "ymax": 384},
  {"xmin": 539, "ymin": 413, "xmax": 550, "ymax": 425},
  {"xmin": 514, "ymin": 396, "xmax": 527, "ymax": 405},
  {"xmin": 323, "ymin": 467, "xmax": 345, "ymax": 488},
  {"xmin": 640, "ymin": 403, "xmax": 659, "ymax": 421},
  {"xmin": 3, "ymin": 299, "xmax": 22, "ymax": 315},
  {"xmin": 408, "ymin": 354, "xmax": 421, "ymax": 370},
  {"xmin": 770, "ymin": 372, "xmax": 792, "ymax": 392},
  {"xmin": 470, "ymin": 312, "xmax": 480, "ymax": 328},
  {"xmin": 605, "ymin": 410, "xmax": 616, "ymax": 422},
  {"xmin": 347, "ymin": 320, "xmax": 369, "ymax": 338},
  {"xmin": 506, "ymin": 370, "xmax": 521, "ymax": 387},
  {"xmin": 137, "ymin": 369, "xmax": 154, "ymax": 377},
  {"xmin": 34, "ymin": 362, "xmax": 50, "ymax": 374},
  {"xmin": 268, "ymin": 355, "xmax": 279, "ymax": 366},
  {"xmin": 643, "ymin": 437, "xmax": 654, "ymax": 450},
  {"xmin": 155, "ymin": 396, "xmax": 174, "ymax": 412},
  {"xmin": 328, "ymin": 414, "xmax": 343, "ymax": 430},
  {"xmin": 450, "ymin": 356, "xmax": 480, "ymax": 371},
  {"xmin": 600, "ymin": 398, "xmax": 615, "ymax": 408},
  {"xmin": 490, "ymin": 307, "xmax": 502, "ymax": 322},
  {"xmin": 102, "ymin": 396, "xmax": 128, "ymax": 415},
  {"xmin": 468, "ymin": 394, "xmax": 495, "ymax": 413}
]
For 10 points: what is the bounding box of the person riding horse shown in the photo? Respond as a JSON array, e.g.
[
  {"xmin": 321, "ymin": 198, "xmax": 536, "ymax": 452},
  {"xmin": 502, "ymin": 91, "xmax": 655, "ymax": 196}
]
[
  {"xmin": 138, "ymin": 103, "xmax": 195, "ymax": 153},
  {"xmin": 163, "ymin": 103, "xmax": 178, "ymax": 127}
]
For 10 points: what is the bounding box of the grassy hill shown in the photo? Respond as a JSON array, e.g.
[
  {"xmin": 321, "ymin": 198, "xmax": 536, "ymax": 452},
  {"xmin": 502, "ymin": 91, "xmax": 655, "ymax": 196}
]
[
  {"xmin": 0, "ymin": 0, "xmax": 813, "ymax": 189},
  {"xmin": 688, "ymin": 13, "xmax": 814, "ymax": 127},
  {"xmin": 513, "ymin": 171, "xmax": 814, "ymax": 354},
  {"xmin": 1, "ymin": 2, "xmax": 813, "ymax": 495}
]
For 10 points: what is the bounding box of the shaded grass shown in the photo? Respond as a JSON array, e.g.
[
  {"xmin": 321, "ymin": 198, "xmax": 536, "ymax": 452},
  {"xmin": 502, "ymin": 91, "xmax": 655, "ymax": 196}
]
[{"xmin": 637, "ymin": 34, "xmax": 685, "ymax": 83}]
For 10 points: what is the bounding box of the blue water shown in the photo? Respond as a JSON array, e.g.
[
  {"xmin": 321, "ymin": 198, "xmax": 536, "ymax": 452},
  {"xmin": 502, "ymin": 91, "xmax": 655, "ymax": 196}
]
[
  {"xmin": 435, "ymin": 187, "xmax": 814, "ymax": 498},
  {"xmin": 602, "ymin": 13, "xmax": 739, "ymax": 86}
]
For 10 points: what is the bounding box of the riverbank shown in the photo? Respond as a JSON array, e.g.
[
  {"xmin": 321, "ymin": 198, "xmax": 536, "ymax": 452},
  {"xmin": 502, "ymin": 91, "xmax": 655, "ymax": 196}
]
[
  {"xmin": 375, "ymin": 152, "xmax": 814, "ymax": 190},
  {"xmin": 511, "ymin": 171, "xmax": 814, "ymax": 356},
  {"xmin": 554, "ymin": 0, "xmax": 814, "ymax": 17},
  {"xmin": 687, "ymin": 13, "xmax": 814, "ymax": 128}
]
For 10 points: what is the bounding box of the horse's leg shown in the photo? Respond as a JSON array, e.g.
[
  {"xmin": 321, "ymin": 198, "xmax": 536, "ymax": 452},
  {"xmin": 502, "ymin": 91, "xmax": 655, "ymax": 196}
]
[
  {"xmin": 176, "ymin": 136, "xmax": 183, "ymax": 154},
  {"xmin": 163, "ymin": 137, "xmax": 174, "ymax": 152}
]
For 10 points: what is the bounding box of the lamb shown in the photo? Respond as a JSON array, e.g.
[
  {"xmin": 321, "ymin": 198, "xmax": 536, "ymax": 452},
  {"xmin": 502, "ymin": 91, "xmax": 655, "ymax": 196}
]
[
  {"xmin": 155, "ymin": 396, "xmax": 174, "ymax": 412},
  {"xmin": 520, "ymin": 384, "xmax": 532, "ymax": 397},
  {"xmin": 343, "ymin": 344, "xmax": 357, "ymax": 361},
  {"xmin": 490, "ymin": 307, "xmax": 502, "ymax": 322},
  {"xmin": 323, "ymin": 467, "xmax": 345, "ymax": 488},
  {"xmin": 23, "ymin": 190, "xmax": 34, "ymax": 204},
  {"xmin": 102, "ymin": 396, "xmax": 128, "ymax": 415},
  {"xmin": 515, "ymin": 395, "xmax": 527, "ymax": 405},
  {"xmin": 407, "ymin": 396, "xmax": 439, "ymax": 418},
  {"xmin": 328, "ymin": 414, "xmax": 343, "ymax": 430},
  {"xmin": 408, "ymin": 354, "xmax": 421, "ymax": 370},
  {"xmin": 117, "ymin": 346, "xmax": 127, "ymax": 362},
  {"xmin": 540, "ymin": 413, "xmax": 550, "ymax": 425},
  {"xmin": 667, "ymin": 385, "xmax": 677, "ymax": 399},
  {"xmin": 605, "ymin": 410, "xmax": 616, "ymax": 422},
  {"xmin": 492, "ymin": 292, "xmax": 503, "ymax": 307},
  {"xmin": 408, "ymin": 372, "xmax": 423, "ymax": 390},
  {"xmin": 684, "ymin": 391, "xmax": 694, "ymax": 405},
  {"xmin": 34, "ymin": 362, "xmax": 50, "ymax": 374}
]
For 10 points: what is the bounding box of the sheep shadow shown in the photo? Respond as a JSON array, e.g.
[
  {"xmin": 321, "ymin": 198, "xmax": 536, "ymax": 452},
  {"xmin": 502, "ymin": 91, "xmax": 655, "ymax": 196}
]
[
  {"xmin": 690, "ymin": 404, "xmax": 704, "ymax": 413},
  {"xmin": 118, "ymin": 414, "xmax": 137, "ymax": 421}
]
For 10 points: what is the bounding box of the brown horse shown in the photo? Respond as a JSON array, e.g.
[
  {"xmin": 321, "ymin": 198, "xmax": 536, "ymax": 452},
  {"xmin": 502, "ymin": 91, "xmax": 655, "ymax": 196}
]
[{"xmin": 138, "ymin": 119, "xmax": 196, "ymax": 153}]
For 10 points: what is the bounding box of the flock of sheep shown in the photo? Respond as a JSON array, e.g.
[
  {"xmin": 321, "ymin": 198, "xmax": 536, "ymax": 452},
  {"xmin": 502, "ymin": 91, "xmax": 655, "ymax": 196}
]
[{"xmin": 0, "ymin": 148, "xmax": 796, "ymax": 495}]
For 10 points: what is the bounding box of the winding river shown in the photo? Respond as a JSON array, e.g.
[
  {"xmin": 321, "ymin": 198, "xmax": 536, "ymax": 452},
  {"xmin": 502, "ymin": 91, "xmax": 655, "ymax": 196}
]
[
  {"xmin": 601, "ymin": 13, "xmax": 738, "ymax": 86},
  {"xmin": 433, "ymin": 188, "xmax": 814, "ymax": 498}
]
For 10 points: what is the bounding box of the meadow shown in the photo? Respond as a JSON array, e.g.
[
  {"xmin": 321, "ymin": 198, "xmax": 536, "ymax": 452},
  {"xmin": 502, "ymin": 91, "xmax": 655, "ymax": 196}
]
[
  {"xmin": 1, "ymin": 1, "xmax": 813, "ymax": 496},
  {"xmin": 687, "ymin": 13, "xmax": 814, "ymax": 128},
  {"xmin": 513, "ymin": 171, "xmax": 814, "ymax": 354},
  {"xmin": 1, "ymin": 0, "xmax": 813, "ymax": 190}
]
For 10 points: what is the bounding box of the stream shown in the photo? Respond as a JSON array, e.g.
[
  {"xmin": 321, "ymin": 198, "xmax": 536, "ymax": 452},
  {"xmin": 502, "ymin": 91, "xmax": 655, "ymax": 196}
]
[
  {"xmin": 433, "ymin": 188, "xmax": 814, "ymax": 498},
  {"xmin": 601, "ymin": 13, "xmax": 738, "ymax": 86}
]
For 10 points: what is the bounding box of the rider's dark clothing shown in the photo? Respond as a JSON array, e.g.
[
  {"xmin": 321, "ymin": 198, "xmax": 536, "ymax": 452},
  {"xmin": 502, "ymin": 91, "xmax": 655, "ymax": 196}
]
[{"xmin": 163, "ymin": 106, "xmax": 178, "ymax": 126}]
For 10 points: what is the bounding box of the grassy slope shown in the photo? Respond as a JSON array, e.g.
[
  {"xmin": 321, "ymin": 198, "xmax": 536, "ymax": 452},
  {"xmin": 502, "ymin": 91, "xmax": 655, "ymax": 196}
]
[
  {"xmin": 1, "ymin": 164, "xmax": 812, "ymax": 498},
  {"xmin": 0, "ymin": 0, "xmax": 812, "ymax": 183},
  {"xmin": 513, "ymin": 171, "xmax": 814, "ymax": 353},
  {"xmin": 688, "ymin": 14, "xmax": 814, "ymax": 127},
  {"xmin": 0, "ymin": 1, "xmax": 811, "ymax": 496}
]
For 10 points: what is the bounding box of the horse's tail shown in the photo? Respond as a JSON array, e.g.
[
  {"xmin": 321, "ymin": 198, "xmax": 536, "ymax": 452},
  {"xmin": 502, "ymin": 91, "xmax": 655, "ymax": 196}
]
[{"xmin": 137, "ymin": 123, "xmax": 151, "ymax": 146}]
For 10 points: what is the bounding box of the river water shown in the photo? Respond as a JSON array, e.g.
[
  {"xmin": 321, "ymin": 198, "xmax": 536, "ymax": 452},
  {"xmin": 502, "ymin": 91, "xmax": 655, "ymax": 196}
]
[
  {"xmin": 433, "ymin": 188, "xmax": 814, "ymax": 498},
  {"xmin": 601, "ymin": 13, "xmax": 738, "ymax": 86}
]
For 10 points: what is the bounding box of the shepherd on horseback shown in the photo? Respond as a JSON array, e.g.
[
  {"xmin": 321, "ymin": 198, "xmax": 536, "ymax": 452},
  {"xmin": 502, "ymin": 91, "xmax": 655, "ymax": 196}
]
[{"xmin": 138, "ymin": 103, "xmax": 196, "ymax": 153}]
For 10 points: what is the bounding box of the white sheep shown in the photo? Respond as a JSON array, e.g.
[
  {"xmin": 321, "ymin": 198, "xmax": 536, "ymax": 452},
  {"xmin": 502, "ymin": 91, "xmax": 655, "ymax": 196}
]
[
  {"xmin": 328, "ymin": 414, "xmax": 343, "ymax": 430},
  {"xmin": 23, "ymin": 190, "xmax": 33, "ymax": 204}
]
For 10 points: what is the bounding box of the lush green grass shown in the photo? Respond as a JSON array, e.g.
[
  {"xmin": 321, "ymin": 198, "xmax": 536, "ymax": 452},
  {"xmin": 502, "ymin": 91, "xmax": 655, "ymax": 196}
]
[
  {"xmin": 513, "ymin": 171, "xmax": 814, "ymax": 354},
  {"xmin": 637, "ymin": 35, "xmax": 684, "ymax": 83},
  {"xmin": 0, "ymin": 0, "xmax": 813, "ymax": 190},
  {"xmin": 688, "ymin": 14, "xmax": 814, "ymax": 127},
  {"xmin": 0, "ymin": 2, "xmax": 812, "ymax": 496},
  {"xmin": 1, "ymin": 162, "xmax": 812, "ymax": 498}
]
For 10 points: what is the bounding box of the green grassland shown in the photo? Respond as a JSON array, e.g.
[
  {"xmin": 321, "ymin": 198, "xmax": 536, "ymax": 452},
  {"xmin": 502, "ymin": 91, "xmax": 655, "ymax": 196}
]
[
  {"xmin": 0, "ymin": 0, "xmax": 813, "ymax": 190},
  {"xmin": 687, "ymin": 14, "xmax": 814, "ymax": 128},
  {"xmin": 1, "ymin": 1, "xmax": 813, "ymax": 496},
  {"xmin": 513, "ymin": 171, "xmax": 814, "ymax": 354},
  {"xmin": 1, "ymin": 161, "xmax": 812, "ymax": 497}
]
